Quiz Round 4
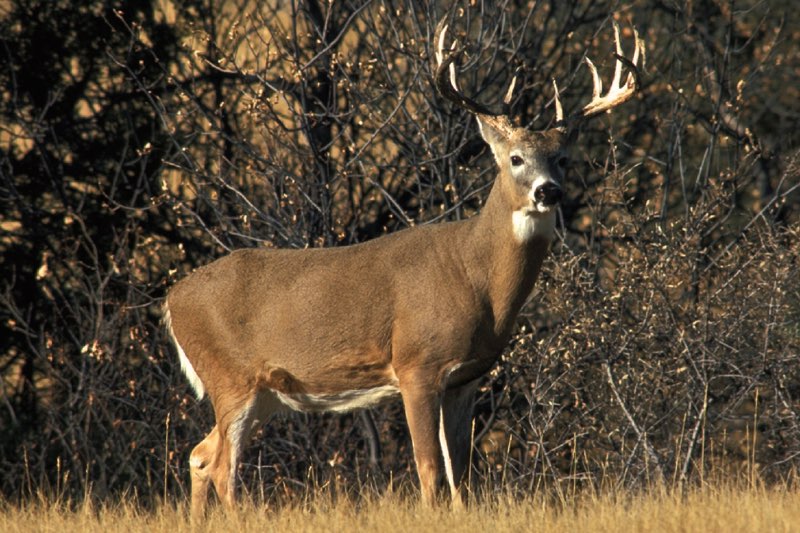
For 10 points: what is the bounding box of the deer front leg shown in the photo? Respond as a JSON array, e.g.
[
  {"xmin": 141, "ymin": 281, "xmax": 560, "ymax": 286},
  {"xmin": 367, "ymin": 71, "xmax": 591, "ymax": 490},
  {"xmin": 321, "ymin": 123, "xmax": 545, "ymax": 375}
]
[
  {"xmin": 400, "ymin": 380, "xmax": 443, "ymax": 505},
  {"xmin": 440, "ymin": 381, "xmax": 478, "ymax": 507}
]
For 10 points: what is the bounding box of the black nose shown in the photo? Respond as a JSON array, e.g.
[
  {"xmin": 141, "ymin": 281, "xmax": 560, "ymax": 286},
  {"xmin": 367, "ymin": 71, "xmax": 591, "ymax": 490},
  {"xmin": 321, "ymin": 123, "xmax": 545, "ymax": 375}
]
[{"xmin": 534, "ymin": 182, "xmax": 563, "ymax": 206}]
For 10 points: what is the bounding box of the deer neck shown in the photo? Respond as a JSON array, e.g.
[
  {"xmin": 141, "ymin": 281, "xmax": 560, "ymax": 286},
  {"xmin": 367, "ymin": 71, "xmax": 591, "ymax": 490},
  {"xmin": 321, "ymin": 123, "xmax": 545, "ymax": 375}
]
[{"xmin": 465, "ymin": 176, "xmax": 555, "ymax": 338}]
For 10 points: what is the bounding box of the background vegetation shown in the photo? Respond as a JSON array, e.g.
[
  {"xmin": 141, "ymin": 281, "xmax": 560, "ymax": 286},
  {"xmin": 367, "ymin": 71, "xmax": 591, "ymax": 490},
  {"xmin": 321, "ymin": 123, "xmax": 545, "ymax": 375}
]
[{"xmin": 1, "ymin": 0, "xmax": 798, "ymax": 507}]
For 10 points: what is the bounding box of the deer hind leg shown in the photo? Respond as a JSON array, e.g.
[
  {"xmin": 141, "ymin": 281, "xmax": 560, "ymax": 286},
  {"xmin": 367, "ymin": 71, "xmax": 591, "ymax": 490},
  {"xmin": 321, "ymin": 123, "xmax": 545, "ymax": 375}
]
[
  {"xmin": 439, "ymin": 380, "xmax": 478, "ymax": 508},
  {"xmin": 189, "ymin": 425, "xmax": 219, "ymax": 518},
  {"xmin": 189, "ymin": 394, "xmax": 261, "ymax": 518},
  {"xmin": 400, "ymin": 376, "xmax": 444, "ymax": 506}
]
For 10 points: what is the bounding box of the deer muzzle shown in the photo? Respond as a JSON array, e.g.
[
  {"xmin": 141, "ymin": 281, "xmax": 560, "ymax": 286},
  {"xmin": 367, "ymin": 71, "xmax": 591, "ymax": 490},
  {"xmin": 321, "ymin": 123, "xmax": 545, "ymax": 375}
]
[{"xmin": 534, "ymin": 182, "xmax": 563, "ymax": 206}]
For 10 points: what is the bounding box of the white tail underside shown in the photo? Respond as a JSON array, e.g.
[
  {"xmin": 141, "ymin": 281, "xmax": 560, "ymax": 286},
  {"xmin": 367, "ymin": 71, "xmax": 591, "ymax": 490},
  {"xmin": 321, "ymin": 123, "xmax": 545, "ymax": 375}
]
[{"xmin": 163, "ymin": 302, "xmax": 206, "ymax": 399}]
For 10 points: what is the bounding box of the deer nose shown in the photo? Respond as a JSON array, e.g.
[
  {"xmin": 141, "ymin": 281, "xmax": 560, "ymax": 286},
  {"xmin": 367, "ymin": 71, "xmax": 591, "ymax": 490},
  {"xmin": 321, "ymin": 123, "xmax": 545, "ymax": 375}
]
[{"xmin": 534, "ymin": 182, "xmax": 563, "ymax": 206}]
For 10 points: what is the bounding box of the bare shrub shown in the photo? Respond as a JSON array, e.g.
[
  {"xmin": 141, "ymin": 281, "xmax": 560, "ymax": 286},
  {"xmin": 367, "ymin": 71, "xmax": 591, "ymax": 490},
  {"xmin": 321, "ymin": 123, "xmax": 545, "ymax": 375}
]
[{"xmin": 1, "ymin": 0, "xmax": 798, "ymax": 505}]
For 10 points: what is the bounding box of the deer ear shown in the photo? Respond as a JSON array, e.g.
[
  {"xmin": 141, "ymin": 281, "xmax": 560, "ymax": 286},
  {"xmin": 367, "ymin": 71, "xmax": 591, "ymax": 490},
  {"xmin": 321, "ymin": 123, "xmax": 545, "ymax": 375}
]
[{"xmin": 476, "ymin": 115, "xmax": 512, "ymax": 158}]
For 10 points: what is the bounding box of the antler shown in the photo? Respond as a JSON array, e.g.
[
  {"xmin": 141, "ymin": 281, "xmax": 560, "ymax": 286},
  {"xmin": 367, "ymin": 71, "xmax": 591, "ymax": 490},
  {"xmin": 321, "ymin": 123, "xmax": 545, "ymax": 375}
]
[
  {"xmin": 434, "ymin": 16, "xmax": 516, "ymax": 119},
  {"xmin": 434, "ymin": 17, "xmax": 496, "ymax": 117},
  {"xmin": 555, "ymin": 22, "xmax": 645, "ymax": 127}
]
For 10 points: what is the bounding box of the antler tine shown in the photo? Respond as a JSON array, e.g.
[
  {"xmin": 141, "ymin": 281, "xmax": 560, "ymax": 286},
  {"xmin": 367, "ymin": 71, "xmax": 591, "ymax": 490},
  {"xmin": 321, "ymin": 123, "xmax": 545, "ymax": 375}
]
[
  {"xmin": 433, "ymin": 16, "xmax": 500, "ymax": 117},
  {"xmin": 552, "ymin": 79, "xmax": 564, "ymax": 125},
  {"xmin": 611, "ymin": 22, "xmax": 624, "ymax": 90},
  {"xmin": 435, "ymin": 19, "xmax": 459, "ymax": 91},
  {"xmin": 585, "ymin": 57, "xmax": 603, "ymax": 101},
  {"xmin": 632, "ymin": 27, "xmax": 645, "ymax": 72},
  {"xmin": 567, "ymin": 22, "xmax": 644, "ymax": 124},
  {"xmin": 503, "ymin": 73, "xmax": 518, "ymax": 107}
]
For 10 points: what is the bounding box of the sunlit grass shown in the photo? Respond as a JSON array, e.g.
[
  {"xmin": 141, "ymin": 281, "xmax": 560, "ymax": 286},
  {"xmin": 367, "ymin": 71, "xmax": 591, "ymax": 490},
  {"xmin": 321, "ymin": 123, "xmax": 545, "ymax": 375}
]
[{"xmin": 3, "ymin": 480, "xmax": 800, "ymax": 533}]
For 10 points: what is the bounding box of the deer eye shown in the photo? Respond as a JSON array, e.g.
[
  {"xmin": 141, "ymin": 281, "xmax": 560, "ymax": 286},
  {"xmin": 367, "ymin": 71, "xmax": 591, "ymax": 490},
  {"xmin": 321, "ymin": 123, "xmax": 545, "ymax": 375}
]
[
  {"xmin": 557, "ymin": 156, "xmax": 568, "ymax": 168},
  {"xmin": 510, "ymin": 155, "xmax": 524, "ymax": 167}
]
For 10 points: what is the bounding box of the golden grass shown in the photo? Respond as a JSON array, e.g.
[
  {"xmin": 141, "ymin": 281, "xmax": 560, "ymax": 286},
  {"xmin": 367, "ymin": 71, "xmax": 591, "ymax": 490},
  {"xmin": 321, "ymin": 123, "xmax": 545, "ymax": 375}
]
[{"xmin": 3, "ymin": 482, "xmax": 800, "ymax": 533}]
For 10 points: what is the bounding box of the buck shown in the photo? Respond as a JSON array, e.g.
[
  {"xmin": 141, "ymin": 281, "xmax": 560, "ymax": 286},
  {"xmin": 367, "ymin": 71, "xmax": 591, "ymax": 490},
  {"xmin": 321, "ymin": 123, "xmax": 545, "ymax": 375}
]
[{"xmin": 164, "ymin": 19, "xmax": 643, "ymax": 517}]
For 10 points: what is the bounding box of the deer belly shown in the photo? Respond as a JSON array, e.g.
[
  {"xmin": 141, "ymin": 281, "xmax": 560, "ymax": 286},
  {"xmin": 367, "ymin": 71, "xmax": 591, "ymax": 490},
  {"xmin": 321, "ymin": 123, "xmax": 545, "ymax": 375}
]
[
  {"xmin": 256, "ymin": 361, "xmax": 400, "ymax": 413},
  {"xmin": 272, "ymin": 385, "xmax": 400, "ymax": 413}
]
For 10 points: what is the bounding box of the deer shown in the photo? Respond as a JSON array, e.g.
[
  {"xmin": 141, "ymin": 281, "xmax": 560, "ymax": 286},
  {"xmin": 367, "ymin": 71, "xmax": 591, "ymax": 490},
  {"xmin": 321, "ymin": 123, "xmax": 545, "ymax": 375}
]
[{"xmin": 163, "ymin": 18, "xmax": 644, "ymax": 518}]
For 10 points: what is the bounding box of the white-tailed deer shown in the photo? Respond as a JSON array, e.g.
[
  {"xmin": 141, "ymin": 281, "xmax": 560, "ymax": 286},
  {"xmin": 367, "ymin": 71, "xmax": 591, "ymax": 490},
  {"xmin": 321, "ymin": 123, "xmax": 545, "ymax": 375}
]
[{"xmin": 164, "ymin": 19, "xmax": 643, "ymax": 517}]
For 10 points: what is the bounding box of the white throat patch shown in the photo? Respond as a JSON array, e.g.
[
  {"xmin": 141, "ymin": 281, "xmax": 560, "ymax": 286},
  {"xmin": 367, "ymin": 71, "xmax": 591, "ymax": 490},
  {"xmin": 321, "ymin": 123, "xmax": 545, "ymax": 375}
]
[{"xmin": 512, "ymin": 209, "xmax": 556, "ymax": 243}]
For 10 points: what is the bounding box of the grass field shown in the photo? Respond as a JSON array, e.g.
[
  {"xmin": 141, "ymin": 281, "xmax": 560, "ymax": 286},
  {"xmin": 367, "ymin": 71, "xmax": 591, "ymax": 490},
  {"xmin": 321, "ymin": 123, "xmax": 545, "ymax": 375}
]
[{"xmin": 3, "ymin": 482, "xmax": 799, "ymax": 533}]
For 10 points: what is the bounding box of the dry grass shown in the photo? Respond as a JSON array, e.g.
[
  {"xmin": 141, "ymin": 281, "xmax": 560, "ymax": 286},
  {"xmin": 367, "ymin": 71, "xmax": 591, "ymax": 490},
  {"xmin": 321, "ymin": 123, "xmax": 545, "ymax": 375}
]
[{"xmin": 3, "ymin": 482, "xmax": 799, "ymax": 533}]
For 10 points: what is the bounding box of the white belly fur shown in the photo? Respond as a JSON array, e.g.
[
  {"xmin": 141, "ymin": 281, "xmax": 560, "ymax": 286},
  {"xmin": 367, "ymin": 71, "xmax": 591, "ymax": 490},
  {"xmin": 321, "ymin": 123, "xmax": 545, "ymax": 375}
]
[{"xmin": 273, "ymin": 384, "xmax": 401, "ymax": 413}]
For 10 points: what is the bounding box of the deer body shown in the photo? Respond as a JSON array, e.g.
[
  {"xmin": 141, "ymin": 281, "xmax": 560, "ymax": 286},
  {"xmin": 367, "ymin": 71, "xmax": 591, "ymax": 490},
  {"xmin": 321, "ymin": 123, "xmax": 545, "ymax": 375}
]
[
  {"xmin": 165, "ymin": 19, "xmax": 642, "ymax": 518},
  {"xmin": 165, "ymin": 129, "xmax": 561, "ymax": 512},
  {"xmin": 168, "ymin": 173, "xmax": 557, "ymax": 399}
]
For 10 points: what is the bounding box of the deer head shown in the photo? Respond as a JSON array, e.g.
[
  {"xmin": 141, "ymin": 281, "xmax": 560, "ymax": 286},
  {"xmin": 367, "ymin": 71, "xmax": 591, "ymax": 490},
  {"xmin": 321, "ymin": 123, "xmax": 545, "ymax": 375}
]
[{"xmin": 434, "ymin": 18, "xmax": 644, "ymax": 242}]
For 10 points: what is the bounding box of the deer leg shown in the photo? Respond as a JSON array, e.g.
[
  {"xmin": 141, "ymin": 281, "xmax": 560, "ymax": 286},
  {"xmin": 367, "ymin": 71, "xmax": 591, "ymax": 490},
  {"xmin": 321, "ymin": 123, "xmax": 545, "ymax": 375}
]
[
  {"xmin": 439, "ymin": 381, "xmax": 478, "ymax": 507},
  {"xmin": 213, "ymin": 395, "xmax": 261, "ymax": 510},
  {"xmin": 189, "ymin": 393, "xmax": 261, "ymax": 518},
  {"xmin": 189, "ymin": 420, "xmax": 237, "ymax": 516},
  {"xmin": 400, "ymin": 380, "xmax": 444, "ymax": 505},
  {"xmin": 189, "ymin": 425, "xmax": 220, "ymax": 519}
]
